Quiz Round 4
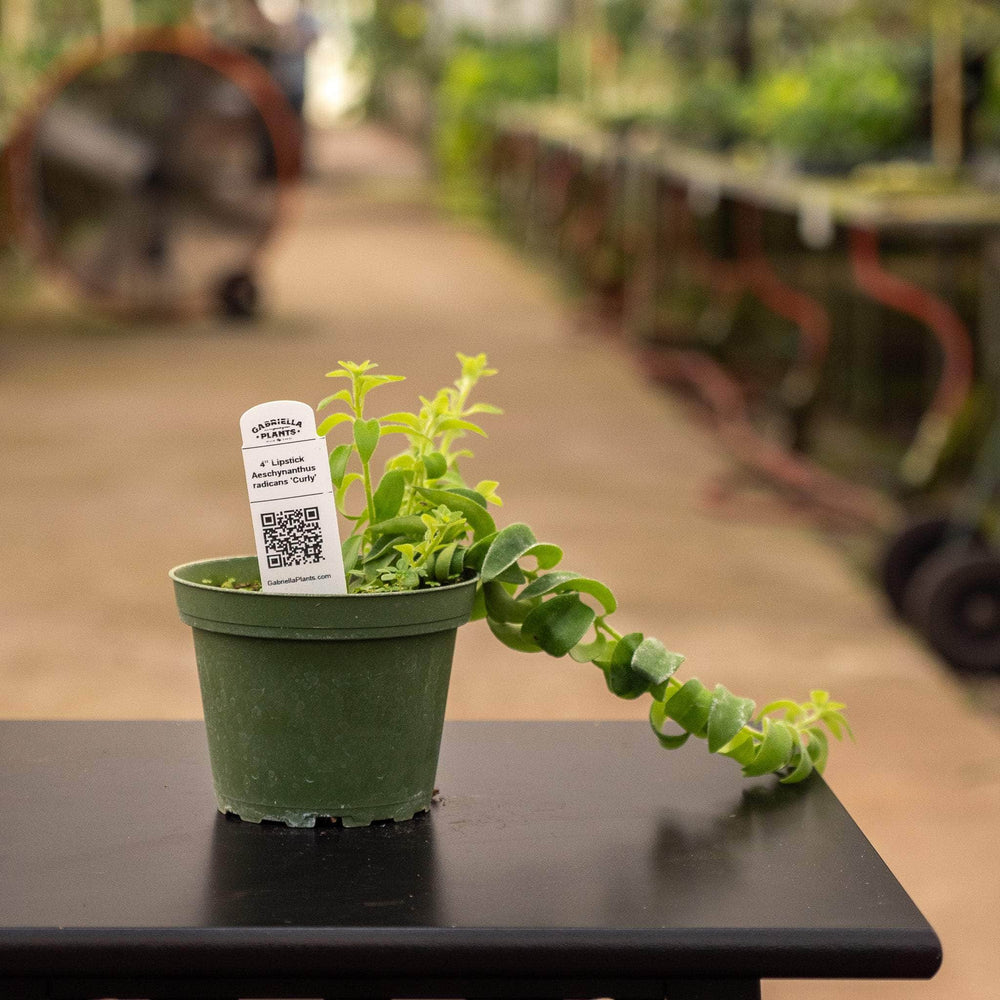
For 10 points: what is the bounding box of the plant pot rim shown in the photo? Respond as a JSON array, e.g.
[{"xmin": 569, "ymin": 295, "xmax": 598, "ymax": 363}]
[
  {"xmin": 169, "ymin": 554, "xmax": 477, "ymax": 599},
  {"xmin": 171, "ymin": 555, "xmax": 479, "ymax": 640}
]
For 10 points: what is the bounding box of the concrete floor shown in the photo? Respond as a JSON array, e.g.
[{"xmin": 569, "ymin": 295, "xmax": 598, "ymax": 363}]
[{"xmin": 1, "ymin": 124, "xmax": 999, "ymax": 999}]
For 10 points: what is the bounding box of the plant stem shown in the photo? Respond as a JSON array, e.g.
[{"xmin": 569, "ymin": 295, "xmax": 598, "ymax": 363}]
[
  {"xmin": 361, "ymin": 456, "xmax": 376, "ymax": 525},
  {"xmin": 597, "ymin": 619, "xmax": 623, "ymax": 641}
]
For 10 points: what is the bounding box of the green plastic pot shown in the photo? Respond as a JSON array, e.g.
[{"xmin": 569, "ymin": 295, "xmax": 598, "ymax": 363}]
[{"xmin": 170, "ymin": 556, "xmax": 477, "ymax": 828}]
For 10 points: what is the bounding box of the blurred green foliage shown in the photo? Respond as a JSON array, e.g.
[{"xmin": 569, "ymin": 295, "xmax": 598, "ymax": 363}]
[
  {"xmin": 604, "ymin": 0, "xmax": 647, "ymax": 57},
  {"xmin": 659, "ymin": 65, "xmax": 747, "ymax": 151},
  {"xmin": 744, "ymin": 41, "xmax": 917, "ymax": 169},
  {"xmin": 435, "ymin": 34, "xmax": 559, "ymax": 211},
  {"xmin": 1, "ymin": 0, "xmax": 193, "ymax": 138},
  {"xmin": 354, "ymin": 0, "xmax": 435, "ymax": 120}
]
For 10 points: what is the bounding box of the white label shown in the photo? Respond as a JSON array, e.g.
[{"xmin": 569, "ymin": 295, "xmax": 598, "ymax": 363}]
[{"xmin": 240, "ymin": 401, "xmax": 347, "ymax": 594}]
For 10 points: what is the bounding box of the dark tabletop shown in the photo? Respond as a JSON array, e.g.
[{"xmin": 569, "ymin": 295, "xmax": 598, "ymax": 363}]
[{"xmin": 0, "ymin": 720, "xmax": 940, "ymax": 994}]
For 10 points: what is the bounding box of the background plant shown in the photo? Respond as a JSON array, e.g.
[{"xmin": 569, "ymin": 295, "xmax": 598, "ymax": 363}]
[
  {"xmin": 319, "ymin": 353, "xmax": 851, "ymax": 784},
  {"xmin": 434, "ymin": 34, "xmax": 559, "ymax": 213},
  {"xmin": 744, "ymin": 40, "xmax": 917, "ymax": 167}
]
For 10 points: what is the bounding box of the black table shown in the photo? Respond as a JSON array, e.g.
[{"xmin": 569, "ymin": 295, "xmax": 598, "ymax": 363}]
[{"xmin": 0, "ymin": 721, "xmax": 940, "ymax": 1000}]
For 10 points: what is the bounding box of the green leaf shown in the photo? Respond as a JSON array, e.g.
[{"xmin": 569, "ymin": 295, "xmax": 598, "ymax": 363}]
[
  {"xmin": 663, "ymin": 678, "xmax": 713, "ymax": 735},
  {"xmin": 362, "ymin": 530, "xmax": 405, "ymax": 564},
  {"xmin": 341, "ymin": 534, "xmax": 363, "ymax": 576},
  {"xmin": 821, "ymin": 709, "xmax": 854, "ymax": 741},
  {"xmin": 483, "ymin": 581, "xmax": 535, "ymax": 623},
  {"xmin": 379, "ymin": 425, "xmax": 429, "ymax": 439},
  {"xmin": 518, "ymin": 572, "xmax": 614, "ymax": 614},
  {"xmin": 520, "ymin": 594, "xmax": 596, "ymax": 657},
  {"xmin": 463, "ymin": 402, "xmax": 503, "ymax": 416},
  {"xmin": 474, "ymin": 480, "xmax": 503, "ymax": 506},
  {"xmin": 415, "ymin": 487, "xmax": 496, "ymax": 541},
  {"xmin": 446, "ymin": 487, "xmax": 488, "ymax": 508},
  {"xmin": 758, "ymin": 699, "xmax": 804, "ymax": 721},
  {"xmin": 780, "ymin": 736, "xmax": 815, "ymax": 784},
  {"xmin": 706, "ymin": 685, "xmax": 756, "ymax": 753},
  {"xmin": 823, "ymin": 713, "xmax": 844, "ymax": 740},
  {"xmin": 336, "ymin": 472, "xmax": 363, "ymax": 514},
  {"xmin": 393, "ymin": 542, "xmax": 417, "ymax": 564},
  {"xmin": 742, "ymin": 719, "xmax": 796, "ymax": 777},
  {"xmin": 437, "ymin": 417, "xmax": 487, "ymax": 436},
  {"xmin": 328, "ymin": 444, "xmax": 352, "ymax": 488},
  {"xmin": 353, "ymin": 418, "xmax": 381, "ymax": 463},
  {"xmin": 434, "ymin": 543, "xmax": 459, "ymax": 583},
  {"xmin": 567, "ymin": 578, "xmax": 616, "ymax": 613},
  {"xmin": 650, "ymin": 699, "xmax": 692, "ymax": 749},
  {"xmin": 524, "ymin": 543, "xmax": 564, "ymax": 571},
  {"xmin": 469, "ymin": 584, "xmax": 488, "ymax": 621},
  {"xmin": 330, "ymin": 360, "xmax": 376, "ymax": 375},
  {"xmin": 380, "ymin": 411, "xmax": 423, "ymax": 430},
  {"xmin": 357, "ymin": 373, "xmax": 405, "ymax": 396},
  {"xmin": 631, "ymin": 637, "xmax": 685, "ymax": 686},
  {"xmin": 317, "ymin": 412, "xmax": 353, "ymax": 437},
  {"xmin": 367, "ymin": 515, "xmax": 426, "ymax": 539},
  {"xmin": 605, "ymin": 632, "xmax": 648, "ymax": 699},
  {"xmin": 569, "ymin": 635, "xmax": 611, "ymax": 663},
  {"xmin": 519, "ymin": 572, "xmax": 580, "ymax": 599},
  {"xmin": 806, "ymin": 728, "xmax": 829, "ymax": 773},
  {"xmin": 465, "ymin": 532, "xmax": 498, "ymax": 572},
  {"xmin": 480, "ymin": 523, "xmax": 536, "ymax": 581},
  {"xmin": 317, "ymin": 388, "xmax": 353, "ymax": 410},
  {"xmin": 719, "ymin": 732, "xmax": 757, "ymax": 766},
  {"xmin": 372, "ymin": 469, "xmax": 406, "ymax": 523},
  {"xmin": 493, "ymin": 563, "xmax": 527, "ymax": 584},
  {"xmin": 422, "ymin": 452, "xmax": 448, "ymax": 479},
  {"xmin": 487, "ymin": 616, "xmax": 543, "ymax": 653},
  {"xmin": 385, "ymin": 454, "xmax": 417, "ymax": 473}
]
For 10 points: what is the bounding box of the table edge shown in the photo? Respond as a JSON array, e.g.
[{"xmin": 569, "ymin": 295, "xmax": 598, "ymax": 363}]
[{"xmin": 0, "ymin": 925, "xmax": 943, "ymax": 981}]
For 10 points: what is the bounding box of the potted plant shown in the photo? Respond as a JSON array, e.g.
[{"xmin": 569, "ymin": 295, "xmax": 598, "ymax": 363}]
[{"xmin": 171, "ymin": 353, "xmax": 850, "ymax": 827}]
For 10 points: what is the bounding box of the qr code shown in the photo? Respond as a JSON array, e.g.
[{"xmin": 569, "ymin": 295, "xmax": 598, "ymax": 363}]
[{"xmin": 260, "ymin": 507, "xmax": 323, "ymax": 568}]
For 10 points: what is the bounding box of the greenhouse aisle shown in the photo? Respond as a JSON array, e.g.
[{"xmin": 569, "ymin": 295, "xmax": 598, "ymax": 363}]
[{"xmin": 1, "ymin": 123, "xmax": 998, "ymax": 999}]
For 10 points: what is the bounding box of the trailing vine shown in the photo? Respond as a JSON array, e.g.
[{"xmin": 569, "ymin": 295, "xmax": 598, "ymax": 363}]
[{"xmin": 317, "ymin": 354, "xmax": 852, "ymax": 784}]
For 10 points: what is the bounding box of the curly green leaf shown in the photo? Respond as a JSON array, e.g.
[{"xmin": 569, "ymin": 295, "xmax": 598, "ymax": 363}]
[
  {"xmin": 520, "ymin": 572, "xmax": 617, "ymax": 614},
  {"xmin": 479, "ymin": 523, "xmax": 537, "ymax": 581},
  {"xmin": 521, "ymin": 593, "xmax": 596, "ymax": 657},
  {"xmin": 483, "ymin": 580, "xmax": 536, "ymax": 623},
  {"xmin": 488, "ymin": 616, "xmax": 543, "ymax": 653},
  {"xmin": 631, "ymin": 637, "xmax": 685, "ymax": 686},
  {"xmin": 650, "ymin": 699, "xmax": 692, "ymax": 749},
  {"xmin": 742, "ymin": 719, "xmax": 796, "ymax": 777},
  {"xmin": 706, "ymin": 685, "xmax": 756, "ymax": 754},
  {"xmin": 605, "ymin": 632, "xmax": 649, "ymax": 699}
]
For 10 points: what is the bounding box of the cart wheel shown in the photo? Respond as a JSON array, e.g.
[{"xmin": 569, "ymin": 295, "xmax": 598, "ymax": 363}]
[
  {"xmin": 218, "ymin": 270, "xmax": 259, "ymax": 319},
  {"xmin": 903, "ymin": 543, "xmax": 1000, "ymax": 674},
  {"xmin": 880, "ymin": 516, "xmax": 984, "ymax": 618}
]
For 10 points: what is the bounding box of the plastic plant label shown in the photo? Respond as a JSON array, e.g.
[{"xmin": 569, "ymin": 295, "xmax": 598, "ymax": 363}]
[{"xmin": 240, "ymin": 401, "xmax": 347, "ymax": 594}]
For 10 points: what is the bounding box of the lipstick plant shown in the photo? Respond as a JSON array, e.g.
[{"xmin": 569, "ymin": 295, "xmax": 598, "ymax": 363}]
[{"xmin": 315, "ymin": 353, "xmax": 851, "ymax": 784}]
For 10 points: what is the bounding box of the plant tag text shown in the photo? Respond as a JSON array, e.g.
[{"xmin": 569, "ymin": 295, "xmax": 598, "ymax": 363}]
[{"xmin": 240, "ymin": 401, "xmax": 347, "ymax": 594}]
